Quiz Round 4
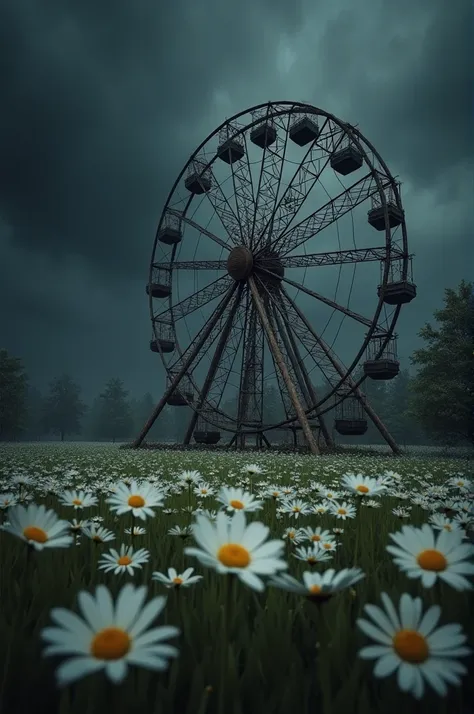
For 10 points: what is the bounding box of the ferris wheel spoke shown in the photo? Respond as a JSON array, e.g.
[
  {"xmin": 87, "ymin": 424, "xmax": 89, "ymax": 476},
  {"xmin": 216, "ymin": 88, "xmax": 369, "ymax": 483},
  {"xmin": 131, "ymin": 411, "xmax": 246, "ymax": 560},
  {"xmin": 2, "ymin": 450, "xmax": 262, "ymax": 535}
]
[
  {"xmin": 154, "ymin": 260, "xmax": 228, "ymax": 271},
  {"xmin": 278, "ymin": 246, "xmax": 402, "ymax": 269},
  {"xmin": 250, "ymin": 112, "xmax": 292, "ymax": 250},
  {"xmin": 153, "ymin": 275, "xmax": 233, "ymax": 323},
  {"xmin": 200, "ymin": 168, "xmax": 245, "ymax": 248},
  {"xmin": 236, "ymin": 297, "xmax": 265, "ymax": 431},
  {"xmin": 256, "ymin": 266, "xmax": 375, "ymax": 329},
  {"xmin": 182, "ymin": 285, "xmax": 246, "ymax": 440},
  {"xmin": 203, "ymin": 295, "xmax": 247, "ymax": 418},
  {"xmin": 226, "ymin": 129, "xmax": 257, "ymax": 246},
  {"xmin": 167, "ymin": 209, "xmax": 231, "ymax": 252},
  {"xmin": 274, "ymin": 172, "xmax": 392, "ymax": 258},
  {"xmin": 254, "ymin": 118, "xmax": 343, "ymax": 251}
]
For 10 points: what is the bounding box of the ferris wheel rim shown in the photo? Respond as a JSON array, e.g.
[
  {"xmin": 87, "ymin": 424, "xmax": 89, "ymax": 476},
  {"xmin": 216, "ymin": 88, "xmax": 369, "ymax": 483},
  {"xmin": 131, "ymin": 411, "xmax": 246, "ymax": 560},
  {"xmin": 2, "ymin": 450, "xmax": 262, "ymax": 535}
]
[{"xmin": 148, "ymin": 101, "xmax": 409, "ymax": 435}]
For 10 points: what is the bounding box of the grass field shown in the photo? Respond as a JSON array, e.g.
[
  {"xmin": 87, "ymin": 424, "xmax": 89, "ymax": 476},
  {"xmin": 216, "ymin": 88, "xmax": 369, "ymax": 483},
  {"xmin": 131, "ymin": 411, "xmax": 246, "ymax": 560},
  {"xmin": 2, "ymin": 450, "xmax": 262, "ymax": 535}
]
[{"xmin": 0, "ymin": 443, "xmax": 473, "ymax": 714}]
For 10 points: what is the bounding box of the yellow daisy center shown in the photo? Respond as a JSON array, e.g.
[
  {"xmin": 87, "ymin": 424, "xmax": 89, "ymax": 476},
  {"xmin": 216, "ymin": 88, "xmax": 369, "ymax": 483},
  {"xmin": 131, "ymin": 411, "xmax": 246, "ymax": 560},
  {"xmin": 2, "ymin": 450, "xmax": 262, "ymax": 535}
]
[
  {"xmin": 201, "ymin": 489, "xmax": 208, "ymax": 494},
  {"xmin": 92, "ymin": 535, "xmax": 103, "ymax": 542},
  {"xmin": 307, "ymin": 557, "xmax": 317, "ymax": 564},
  {"xmin": 173, "ymin": 577, "xmax": 183, "ymax": 585},
  {"xmin": 392, "ymin": 630, "xmax": 429, "ymax": 663},
  {"xmin": 23, "ymin": 526, "xmax": 48, "ymax": 543},
  {"xmin": 323, "ymin": 543, "xmax": 332, "ymax": 549},
  {"xmin": 356, "ymin": 485, "xmax": 369, "ymax": 494},
  {"xmin": 456, "ymin": 481, "xmax": 464, "ymax": 487},
  {"xmin": 217, "ymin": 543, "xmax": 250, "ymax": 568},
  {"xmin": 337, "ymin": 508, "xmax": 347, "ymax": 515},
  {"xmin": 416, "ymin": 549, "xmax": 447, "ymax": 571},
  {"xmin": 327, "ymin": 494, "xmax": 333, "ymax": 498},
  {"xmin": 309, "ymin": 584, "xmax": 322, "ymax": 594},
  {"xmin": 443, "ymin": 525, "xmax": 452, "ymax": 532},
  {"xmin": 310, "ymin": 535, "xmax": 321, "ymax": 542},
  {"xmin": 128, "ymin": 495, "xmax": 145, "ymax": 508},
  {"xmin": 72, "ymin": 499, "xmax": 83, "ymax": 506},
  {"xmin": 293, "ymin": 507, "xmax": 301, "ymax": 512},
  {"xmin": 90, "ymin": 627, "xmax": 131, "ymax": 660},
  {"xmin": 288, "ymin": 532, "xmax": 296, "ymax": 539},
  {"xmin": 272, "ymin": 492, "xmax": 279, "ymax": 497},
  {"xmin": 117, "ymin": 556, "xmax": 132, "ymax": 566},
  {"xmin": 230, "ymin": 499, "xmax": 244, "ymax": 510}
]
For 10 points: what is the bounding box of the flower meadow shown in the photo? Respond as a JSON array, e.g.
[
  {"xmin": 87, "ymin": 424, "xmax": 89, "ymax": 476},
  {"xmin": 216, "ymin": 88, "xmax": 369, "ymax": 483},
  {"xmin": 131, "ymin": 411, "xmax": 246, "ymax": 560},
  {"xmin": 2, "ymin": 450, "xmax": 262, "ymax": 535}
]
[{"xmin": 0, "ymin": 443, "xmax": 473, "ymax": 714}]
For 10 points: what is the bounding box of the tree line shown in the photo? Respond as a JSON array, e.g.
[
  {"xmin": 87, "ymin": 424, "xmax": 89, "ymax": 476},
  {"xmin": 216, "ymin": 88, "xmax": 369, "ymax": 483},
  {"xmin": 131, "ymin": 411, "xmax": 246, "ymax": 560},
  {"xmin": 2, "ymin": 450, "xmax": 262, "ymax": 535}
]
[{"xmin": 1, "ymin": 280, "xmax": 472, "ymax": 447}]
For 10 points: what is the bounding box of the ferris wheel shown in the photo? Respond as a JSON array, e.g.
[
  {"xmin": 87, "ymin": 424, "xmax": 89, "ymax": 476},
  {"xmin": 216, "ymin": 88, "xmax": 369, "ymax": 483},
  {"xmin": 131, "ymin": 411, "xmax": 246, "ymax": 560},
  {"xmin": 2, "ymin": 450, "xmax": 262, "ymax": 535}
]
[{"xmin": 133, "ymin": 101, "xmax": 416, "ymax": 454}]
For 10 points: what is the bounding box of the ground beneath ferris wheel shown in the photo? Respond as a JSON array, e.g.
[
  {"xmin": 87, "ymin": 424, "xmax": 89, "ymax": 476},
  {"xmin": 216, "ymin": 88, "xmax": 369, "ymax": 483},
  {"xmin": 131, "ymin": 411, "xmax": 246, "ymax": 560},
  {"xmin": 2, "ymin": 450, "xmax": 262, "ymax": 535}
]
[{"xmin": 227, "ymin": 245, "xmax": 285, "ymax": 284}]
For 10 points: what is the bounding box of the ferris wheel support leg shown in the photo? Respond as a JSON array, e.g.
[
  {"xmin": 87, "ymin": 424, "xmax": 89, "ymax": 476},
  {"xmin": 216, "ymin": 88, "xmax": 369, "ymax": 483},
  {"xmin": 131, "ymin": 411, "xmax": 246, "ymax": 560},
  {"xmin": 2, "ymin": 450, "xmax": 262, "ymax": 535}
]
[
  {"xmin": 261, "ymin": 432, "xmax": 272, "ymax": 449},
  {"xmin": 282, "ymin": 288, "xmax": 402, "ymax": 456},
  {"xmin": 279, "ymin": 307, "xmax": 335, "ymax": 449},
  {"xmin": 359, "ymin": 399, "xmax": 402, "ymax": 456},
  {"xmin": 272, "ymin": 300, "xmax": 334, "ymax": 449},
  {"xmin": 132, "ymin": 283, "xmax": 239, "ymax": 448},
  {"xmin": 182, "ymin": 284, "xmax": 244, "ymax": 445},
  {"xmin": 248, "ymin": 276, "xmax": 320, "ymax": 456}
]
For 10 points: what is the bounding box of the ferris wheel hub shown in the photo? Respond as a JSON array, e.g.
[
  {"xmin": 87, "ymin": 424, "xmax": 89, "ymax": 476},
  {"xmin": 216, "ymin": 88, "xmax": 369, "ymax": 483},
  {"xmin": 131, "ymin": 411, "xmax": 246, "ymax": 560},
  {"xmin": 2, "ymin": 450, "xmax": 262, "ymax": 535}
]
[{"xmin": 227, "ymin": 245, "xmax": 254, "ymax": 281}]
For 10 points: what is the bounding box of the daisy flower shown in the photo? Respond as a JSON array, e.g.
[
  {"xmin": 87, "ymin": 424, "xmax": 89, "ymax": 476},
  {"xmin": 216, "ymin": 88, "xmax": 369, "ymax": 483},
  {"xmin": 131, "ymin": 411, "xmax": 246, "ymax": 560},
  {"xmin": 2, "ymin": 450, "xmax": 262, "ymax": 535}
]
[
  {"xmin": 40, "ymin": 584, "xmax": 180, "ymax": 686},
  {"xmin": 216, "ymin": 486, "xmax": 263, "ymax": 513},
  {"xmin": 83, "ymin": 524, "xmax": 116, "ymax": 544},
  {"xmin": 333, "ymin": 527, "xmax": 344, "ymax": 535},
  {"xmin": 387, "ymin": 524, "xmax": 474, "ymax": 591},
  {"xmin": 357, "ymin": 592, "xmax": 471, "ymax": 699},
  {"xmin": 125, "ymin": 526, "xmax": 147, "ymax": 537},
  {"xmin": 392, "ymin": 507, "xmax": 411, "ymax": 519},
  {"xmin": 242, "ymin": 464, "xmax": 263, "ymax": 476},
  {"xmin": 152, "ymin": 567, "xmax": 202, "ymax": 589},
  {"xmin": 282, "ymin": 527, "xmax": 304, "ymax": 544},
  {"xmin": 184, "ymin": 511, "xmax": 287, "ymax": 592},
  {"xmin": 328, "ymin": 501, "xmax": 357, "ymax": 520},
  {"xmin": 448, "ymin": 477, "xmax": 471, "ymax": 491},
  {"xmin": 1, "ymin": 504, "xmax": 73, "ymax": 551},
  {"xmin": 98, "ymin": 544, "xmax": 150, "ymax": 576},
  {"xmin": 0, "ymin": 493, "xmax": 18, "ymax": 509},
  {"xmin": 362, "ymin": 499, "xmax": 382, "ymax": 509},
  {"xmin": 59, "ymin": 490, "xmax": 98, "ymax": 510},
  {"xmin": 177, "ymin": 470, "xmax": 201, "ymax": 486},
  {"xmin": 69, "ymin": 518, "xmax": 91, "ymax": 533},
  {"xmin": 292, "ymin": 545, "xmax": 333, "ymax": 565},
  {"xmin": 311, "ymin": 503, "xmax": 330, "ymax": 515},
  {"xmin": 270, "ymin": 567, "xmax": 365, "ymax": 601},
  {"xmin": 168, "ymin": 525, "xmax": 192, "ymax": 539},
  {"xmin": 340, "ymin": 474, "xmax": 387, "ymax": 498},
  {"xmin": 280, "ymin": 499, "xmax": 312, "ymax": 518},
  {"xmin": 300, "ymin": 526, "xmax": 335, "ymax": 545},
  {"xmin": 193, "ymin": 482, "xmax": 214, "ymax": 498},
  {"xmin": 106, "ymin": 480, "xmax": 164, "ymax": 521},
  {"xmin": 428, "ymin": 513, "xmax": 463, "ymax": 535}
]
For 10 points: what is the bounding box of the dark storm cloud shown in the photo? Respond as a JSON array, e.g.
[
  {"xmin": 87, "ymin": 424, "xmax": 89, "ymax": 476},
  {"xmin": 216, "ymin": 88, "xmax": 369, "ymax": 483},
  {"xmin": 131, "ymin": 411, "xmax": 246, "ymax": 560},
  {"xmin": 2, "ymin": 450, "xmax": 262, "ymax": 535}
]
[
  {"xmin": 0, "ymin": 0, "xmax": 303, "ymax": 278},
  {"xmin": 315, "ymin": 0, "xmax": 473, "ymax": 186},
  {"xmin": 0, "ymin": 0, "xmax": 471, "ymax": 402}
]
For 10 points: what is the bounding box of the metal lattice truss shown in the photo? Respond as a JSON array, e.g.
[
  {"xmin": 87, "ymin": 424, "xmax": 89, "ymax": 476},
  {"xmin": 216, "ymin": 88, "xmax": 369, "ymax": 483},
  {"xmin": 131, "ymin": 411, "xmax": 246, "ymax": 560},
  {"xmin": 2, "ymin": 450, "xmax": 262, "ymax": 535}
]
[{"xmin": 136, "ymin": 101, "xmax": 416, "ymax": 454}]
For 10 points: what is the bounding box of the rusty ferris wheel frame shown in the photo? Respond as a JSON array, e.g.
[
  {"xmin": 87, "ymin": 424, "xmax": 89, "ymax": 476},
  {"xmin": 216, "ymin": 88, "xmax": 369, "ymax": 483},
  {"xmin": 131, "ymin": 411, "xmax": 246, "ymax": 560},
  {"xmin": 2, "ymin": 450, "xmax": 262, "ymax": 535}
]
[{"xmin": 132, "ymin": 101, "xmax": 417, "ymax": 455}]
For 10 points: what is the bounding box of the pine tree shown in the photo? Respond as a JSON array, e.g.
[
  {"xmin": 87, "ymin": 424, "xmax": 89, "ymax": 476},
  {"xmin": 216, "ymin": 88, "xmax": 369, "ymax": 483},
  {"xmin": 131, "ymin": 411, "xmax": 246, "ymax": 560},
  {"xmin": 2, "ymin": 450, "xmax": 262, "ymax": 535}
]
[
  {"xmin": 97, "ymin": 379, "xmax": 133, "ymax": 443},
  {"xmin": 409, "ymin": 280, "xmax": 474, "ymax": 446},
  {"xmin": 0, "ymin": 349, "xmax": 28, "ymax": 440},
  {"xmin": 43, "ymin": 374, "xmax": 86, "ymax": 441}
]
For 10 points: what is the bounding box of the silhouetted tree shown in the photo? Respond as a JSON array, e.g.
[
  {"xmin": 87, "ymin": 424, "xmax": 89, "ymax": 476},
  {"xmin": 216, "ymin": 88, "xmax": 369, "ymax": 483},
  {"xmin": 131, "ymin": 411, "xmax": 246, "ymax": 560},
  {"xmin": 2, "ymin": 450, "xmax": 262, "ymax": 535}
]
[
  {"xmin": 409, "ymin": 280, "xmax": 474, "ymax": 446},
  {"xmin": 24, "ymin": 384, "xmax": 46, "ymax": 440},
  {"xmin": 43, "ymin": 374, "xmax": 86, "ymax": 441},
  {"xmin": 97, "ymin": 378, "xmax": 133, "ymax": 443},
  {"xmin": 0, "ymin": 349, "xmax": 28, "ymax": 440}
]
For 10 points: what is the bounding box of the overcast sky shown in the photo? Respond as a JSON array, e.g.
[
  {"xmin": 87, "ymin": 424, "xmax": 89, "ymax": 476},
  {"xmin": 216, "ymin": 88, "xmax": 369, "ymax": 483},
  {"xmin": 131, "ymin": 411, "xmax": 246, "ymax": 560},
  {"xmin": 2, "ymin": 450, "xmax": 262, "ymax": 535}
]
[{"xmin": 0, "ymin": 0, "xmax": 472, "ymax": 405}]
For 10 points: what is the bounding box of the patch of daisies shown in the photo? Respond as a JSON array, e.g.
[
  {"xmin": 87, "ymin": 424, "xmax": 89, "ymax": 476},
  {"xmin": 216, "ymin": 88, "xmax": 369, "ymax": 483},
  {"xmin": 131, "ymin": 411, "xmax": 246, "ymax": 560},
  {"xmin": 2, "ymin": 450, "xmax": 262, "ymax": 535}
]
[{"xmin": 0, "ymin": 448, "xmax": 473, "ymax": 700}]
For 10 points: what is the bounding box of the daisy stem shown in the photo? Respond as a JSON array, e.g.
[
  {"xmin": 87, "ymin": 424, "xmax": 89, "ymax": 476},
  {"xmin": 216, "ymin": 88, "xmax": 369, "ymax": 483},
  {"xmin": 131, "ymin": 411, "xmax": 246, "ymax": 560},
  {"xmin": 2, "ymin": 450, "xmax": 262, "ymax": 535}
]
[
  {"xmin": 219, "ymin": 574, "xmax": 235, "ymax": 712},
  {"xmin": 131, "ymin": 513, "xmax": 135, "ymax": 542}
]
